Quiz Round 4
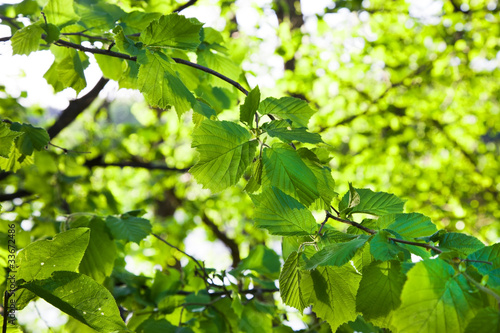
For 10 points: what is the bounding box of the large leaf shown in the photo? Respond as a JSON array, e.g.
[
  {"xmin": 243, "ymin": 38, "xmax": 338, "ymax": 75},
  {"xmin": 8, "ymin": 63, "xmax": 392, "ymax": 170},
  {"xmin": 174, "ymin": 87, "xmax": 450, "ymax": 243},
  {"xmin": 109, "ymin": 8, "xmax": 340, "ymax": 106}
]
[
  {"xmin": 10, "ymin": 23, "xmax": 44, "ymax": 55},
  {"xmin": 262, "ymin": 144, "xmax": 319, "ymax": 206},
  {"xmin": 262, "ymin": 120, "xmax": 323, "ymax": 144},
  {"xmin": 467, "ymin": 243, "xmax": 500, "ymax": 293},
  {"xmin": 301, "ymin": 265, "xmax": 361, "ymax": 332},
  {"xmin": 376, "ymin": 213, "xmax": 437, "ymax": 239},
  {"xmin": 240, "ymin": 86, "xmax": 260, "ymax": 128},
  {"xmin": 305, "ymin": 236, "xmax": 368, "ymax": 270},
  {"xmin": 141, "ymin": 13, "xmax": 203, "ymax": 50},
  {"xmin": 17, "ymin": 228, "xmax": 90, "ymax": 282},
  {"xmin": 137, "ymin": 51, "xmax": 198, "ymax": 115},
  {"xmin": 392, "ymin": 258, "xmax": 485, "ymax": 333},
  {"xmin": 191, "ymin": 119, "xmax": 258, "ymax": 192},
  {"xmin": 105, "ymin": 211, "xmax": 152, "ymax": 244},
  {"xmin": 68, "ymin": 216, "xmax": 116, "ymax": 284},
  {"xmin": 43, "ymin": 0, "xmax": 79, "ymax": 28},
  {"xmin": 44, "ymin": 46, "xmax": 87, "ymax": 93},
  {"xmin": 439, "ymin": 232, "xmax": 485, "ymax": 256},
  {"xmin": 251, "ymin": 187, "xmax": 317, "ymax": 236},
  {"xmin": 258, "ymin": 97, "xmax": 315, "ymax": 127},
  {"xmin": 279, "ymin": 251, "xmax": 308, "ymax": 312},
  {"xmin": 22, "ymin": 272, "xmax": 126, "ymax": 332},
  {"xmin": 465, "ymin": 307, "xmax": 500, "ymax": 333},
  {"xmin": 197, "ymin": 48, "xmax": 241, "ymax": 89},
  {"xmin": 339, "ymin": 187, "xmax": 405, "ymax": 217},
  {"xmin": 356, "ymin": 260, "xmax": 405, "ymax": 325},
  {"xmin": 239, "ymin": 302, "xmax": 273, "ymax": 333}
]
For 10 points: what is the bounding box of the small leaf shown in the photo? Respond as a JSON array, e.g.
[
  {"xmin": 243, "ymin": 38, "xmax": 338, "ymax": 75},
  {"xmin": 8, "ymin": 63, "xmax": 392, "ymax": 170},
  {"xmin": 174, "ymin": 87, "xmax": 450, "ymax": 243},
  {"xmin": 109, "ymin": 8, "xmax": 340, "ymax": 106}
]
[
  {"xmin": 105, "ymin": 212, "xmax": 152, "ymax": 244},
  {"xmin": 244, "ymin": 157, "xmax": 262, "ymax": 193},
  {"xmin": 251, "ymin": 187, "xmax": 317, "ymax": 236},
  {"xmin": 376, "ymin": 213, "xmax": 437, "ymax": 239},
  {"xmin": 305, "ymin": 236, "xmax": 368, "ymax": 270},
  {"xmin": 439, "ymin": 232, "xmax": 485, "ymax": 256},
  {"xmin": 191, "ymin": 119, "xmax": 258, "ymax": 192},
  {"xmin": 141, "ymin": 13, "xmax": 203, "ymax": 50},
  {"xmin": 0, "ymin": 123, "xmax": 21, "ymax": 158},
  {"xmin": 22, "ymin": 271, "xmax": 127, "ymax": 332},
  {"xmin": 259, "ymin": 97, "xmax": 315, "ymax": 127},
  {"xmin": 11, "ymin": 122, "xmax": 50, "ymax": 156},
  {"xmin": 262, "ymin": 120, "xmax": 323, "ymax": 144},
  {"xmin": 42, "ymin": 23, "xmax": 60, "ymax": 44},
  {"xmin": 240, "ymin": 86, "xmax": 260, "ymax": 128},
  {"xmin": 43, "ymin": 0, "xmax": 79, "ymax": 28},
  {"xmin": 369, "ymin": 230, "xmax": 409, "ymax": 261}
]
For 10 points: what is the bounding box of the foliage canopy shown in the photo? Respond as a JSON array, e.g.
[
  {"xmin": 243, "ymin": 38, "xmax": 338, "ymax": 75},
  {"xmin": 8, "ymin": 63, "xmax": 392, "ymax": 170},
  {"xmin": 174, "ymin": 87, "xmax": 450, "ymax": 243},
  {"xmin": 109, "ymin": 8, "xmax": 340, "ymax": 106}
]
[{"xmin": 0, "ymin": 0, "xmax": 499, "ymax": 332}]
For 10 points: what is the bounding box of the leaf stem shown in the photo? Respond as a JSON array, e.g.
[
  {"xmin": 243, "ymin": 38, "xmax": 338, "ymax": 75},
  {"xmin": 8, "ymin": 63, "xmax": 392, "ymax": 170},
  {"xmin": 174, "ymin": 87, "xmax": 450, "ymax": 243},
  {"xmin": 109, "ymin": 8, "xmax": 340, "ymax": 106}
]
[
  {"xmin": 387, "ymin": 237, "xmax": 442, "ymax": 253},
  {"xmin": 326, "ymin": 211, "xmax": 376, "ymax": 234},
  {"xmin": 461, "ymin": 271, "xmax": 500, "ymax": 305}
]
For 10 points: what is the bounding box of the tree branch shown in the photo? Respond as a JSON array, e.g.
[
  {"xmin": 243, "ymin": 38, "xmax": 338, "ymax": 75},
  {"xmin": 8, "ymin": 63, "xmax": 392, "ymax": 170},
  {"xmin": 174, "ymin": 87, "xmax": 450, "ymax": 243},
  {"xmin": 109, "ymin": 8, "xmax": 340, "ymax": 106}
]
[
  {"xmin": 201, "ymin": 214, "xmax": 241, "ymax": 268},
  {"xmin": 0, "ymin": 190, "xmax": 32, "ymax": 202},
  {"xmin": 47, "ymin": 77, "xmax": 109, "ymax": 139},
  {"xmin": 387, "ymin": 237, "xmax": 442, "ymax": 253},
  {"xmin": 173, "ymin": 0, "xmax": 198, "ymax": 13},
  {"xmin": 326, "ymin": 212, "xmax": 376, "ymax": 234},
  {"xmin": 84, "ymin": 156, "xmax": 190, "ymax": 172}
]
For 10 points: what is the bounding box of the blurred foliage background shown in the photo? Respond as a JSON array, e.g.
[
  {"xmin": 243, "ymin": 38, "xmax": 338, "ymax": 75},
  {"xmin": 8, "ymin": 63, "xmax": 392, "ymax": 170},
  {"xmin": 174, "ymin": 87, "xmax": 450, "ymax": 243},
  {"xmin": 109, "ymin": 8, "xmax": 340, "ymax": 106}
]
[{"xmin": 0, "ymin": 0, "xmax": 499, "ymax": 331}]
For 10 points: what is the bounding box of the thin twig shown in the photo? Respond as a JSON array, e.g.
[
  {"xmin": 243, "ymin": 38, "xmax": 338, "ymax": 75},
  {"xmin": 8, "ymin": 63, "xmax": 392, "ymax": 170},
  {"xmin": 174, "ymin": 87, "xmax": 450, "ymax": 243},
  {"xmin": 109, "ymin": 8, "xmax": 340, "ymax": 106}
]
[
  {"xmin": 2, "ymin": 291, "xmax": 11, "ymax": 333},
  {"xmin": 317, "ymin": 212, "xmax": 330, "ymax": 235},
  {"xmin": 173, "ymin": 0, "xmax": 198, "ymax": 13},
  {"xmin": 462, "ymin": 271, "xmax": 500, "ymax": 305},
  {"xmin": 326, "ymin": 211, "xmax": 376, "ymax": 234},
  {"xmin": 387, "ymin": 237, "xmax": 442, "ymax": 253},
  {"xmin": 152, "ymin": 233, "xmax": 209, "ymax": 283},
  {"xmin": 48, "ymin": 142, "xmax": 90, "ymax": 154}
]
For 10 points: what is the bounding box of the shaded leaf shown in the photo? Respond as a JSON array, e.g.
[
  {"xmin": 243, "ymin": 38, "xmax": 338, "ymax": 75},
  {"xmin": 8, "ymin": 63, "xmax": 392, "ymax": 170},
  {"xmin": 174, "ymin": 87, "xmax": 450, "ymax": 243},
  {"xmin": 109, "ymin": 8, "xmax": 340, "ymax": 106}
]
[
  {"xmin": 262, "ymin": 120, "xmax": 323, "ymax": 144},
  {"xmin": 259, "ymin": 97, "xmax": 315, "ymax": 127},
  {"xmin": 279, "ymin": 251, "xmax": 309, "ymax": 312},
  {"xmin": 0, "ymin": 123, "xmax": 21, "ymax": 158},
  {"xmin": 105, "ymin": 212, "xmax": 152, "ymax": 244},
  {"xmin": 465, "ymin": 307, "xmax": 500, "ymax": 333},
  {"xmin": 439, "ymin": 233, "xmax": 485, "ymax": 256},
  {"xmin": 369, "ymin": 230, "xmax": 409, "ymax": 261},
  {"xmin": 240, "ymin": 86, "xmax": 260, "ymax": 128},
  {"xmin": 11, "ymin": 122, "xmax": 50, "ymax": 156},
  {"xmin": 305, "ymin": 236, "xmax": 368, "ymax": 270}
]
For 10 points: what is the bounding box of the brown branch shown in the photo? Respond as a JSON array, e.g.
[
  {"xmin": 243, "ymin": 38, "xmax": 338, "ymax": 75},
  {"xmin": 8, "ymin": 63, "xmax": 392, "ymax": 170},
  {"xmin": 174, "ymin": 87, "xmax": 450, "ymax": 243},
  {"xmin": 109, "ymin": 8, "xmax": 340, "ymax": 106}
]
[
  {"xmin": 326, "ymin": 212, "xmax": 376, "ymax": 234},
  {"xmin": 173, "ymin": 0, "xmax": 198, "ymax": 13},
  {"xmin": 47, "ymin": 77, "xmax": 109, "ymax": 139},
  {"xmin": 201, "ymin": 214, "xmax": 241, "ymax": 268},
  {"xmin": 387, "ymin": 237, "xmax": 442, "ymax": 253},
  {"xmin": 84, "ymin": 156, "xmax": 190, "ymax": 172}
]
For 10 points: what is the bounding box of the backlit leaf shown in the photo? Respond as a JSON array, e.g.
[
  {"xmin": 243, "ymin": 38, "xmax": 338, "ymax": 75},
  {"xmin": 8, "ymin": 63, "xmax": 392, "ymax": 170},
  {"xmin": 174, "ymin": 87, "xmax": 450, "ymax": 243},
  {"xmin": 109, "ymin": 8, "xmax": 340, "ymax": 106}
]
[
  {"xmin": 141, "ymin": 13, "xmax": 203, "ymax": 50},
  {"xmin": 339, "ymin": 187, "xmax": 405, "ymax": 217},
  {"xmin": 279, "ymin": 251, "xmax": 308, "ymax": 312},
  {"xmin": 11, "ymin": 23, "xmax": 43, "ymax": 55},
  {"xmin": 259, "ymin": 97, "xmax": 315, "ymax": 127},
  {"xmin": 305, "ymin": 236, "xmax": 368, "ymax": 270},
  {"xmin": 263, "ymin": 120, "xmax": 323, "ymax": 144},
  {"xmin": 240, "ymin": 86, "xmax": 260, "ymax": 128}
]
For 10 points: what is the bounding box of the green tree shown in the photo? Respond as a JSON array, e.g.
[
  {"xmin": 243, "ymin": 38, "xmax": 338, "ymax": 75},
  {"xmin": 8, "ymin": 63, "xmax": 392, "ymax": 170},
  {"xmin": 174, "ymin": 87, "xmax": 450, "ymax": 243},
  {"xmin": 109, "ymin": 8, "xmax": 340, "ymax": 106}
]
[{"xmin": 0, "ymin": 0, "xmax": 499, "ymax": 332}]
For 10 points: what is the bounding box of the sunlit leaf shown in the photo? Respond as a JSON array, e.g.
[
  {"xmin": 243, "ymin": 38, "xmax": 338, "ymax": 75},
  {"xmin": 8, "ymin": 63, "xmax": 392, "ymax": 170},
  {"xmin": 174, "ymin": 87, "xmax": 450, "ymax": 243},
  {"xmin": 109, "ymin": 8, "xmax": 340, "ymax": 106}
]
[
  {"xmin": 305, "ymin": 236, "xmax": 368, "ymax": 270},
  {"xmin": 259, "ymin": 97, "xmax": 315, "ymax": 127},
  {"xmin": 141, "ymin": 13, "xmax": 203, "ymax": 50}
]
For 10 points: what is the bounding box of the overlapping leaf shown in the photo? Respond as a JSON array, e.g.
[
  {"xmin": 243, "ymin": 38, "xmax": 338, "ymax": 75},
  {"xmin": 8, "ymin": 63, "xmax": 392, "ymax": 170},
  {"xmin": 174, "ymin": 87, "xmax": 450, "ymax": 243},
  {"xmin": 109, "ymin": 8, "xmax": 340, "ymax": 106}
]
[
  {"xmin": 262, "ymin": 120, "xmax": 323, "ymax": 144},
  {"xmin": 240, "ymin": 86, "xmax": 260, "ymax": 128},
  {"xmin": 191, "ymin": 119, "xmax": 258, "ymax": 192},
  {"xmin": 137, "ymin": 51, "xmax": 198, "ymax": 115},
  {"xmin": 251, "ymin": 187, "xmax": 317, "ymax": 236},
  {"xmin": 262, "ymin": 144, "xmax": 319, "ymax": 206},
  {"xmin": 43, "ymin": 0, "xmax": 79, "ymax": 28},
  {"xmin": 305, "ymin": 236, "xmax": 368, "ymax": 269},
  {"xmin": 392, "ymin": 258, "xmax": 484, "ymax": 332},
  {"xmin": 258, "ymin": 97, "xmax": 315, "ymax": 127},
  {"xmin": 105, "ymin": 211, "xmax": 152, "ymax": 244},
  {"xmin": 376, "ymin": 213, "xmax": 437, "ymax": 239},
  {"xmin": 0, "ymin": 123, "xmax": 21, "ymax": 158},
  {"xmin": 369, "ymin": 230, "xmax": 409, "ymax": 261},
  {"xmin": 279, "ymin": 251, "xmax": 308, "ymax": 312},
  {"xmin": 141, "ymin": 13, "xmax": 203, "ymax": 50},
  {"xmin": 22, "ymin": 271, "xmax": 127, "ymax": 332},
  {"xmin": 11, "ymin": 23, "xmax": 44, "ymax": 55}
]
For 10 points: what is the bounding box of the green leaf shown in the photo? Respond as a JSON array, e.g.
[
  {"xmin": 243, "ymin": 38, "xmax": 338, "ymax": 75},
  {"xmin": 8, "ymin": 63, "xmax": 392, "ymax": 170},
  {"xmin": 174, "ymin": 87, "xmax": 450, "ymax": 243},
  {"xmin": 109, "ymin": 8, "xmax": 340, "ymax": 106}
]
[
  {"xmin": 262, "ymin": 144, "xmax": 319, "ymax": 206},
  {"xmin": 105, "ymin": 212, "xmax": 152, "ymax": 244},
  {"xmin": 140, "ymin": 13, "xmax": 203, "ymax": 50},
  {"xmin": 240, "ymin": 86, "xmax": 260, "ymax": 128},
  {"xmin": 112, "ymin": 26, "xmax": 143, "ymax": 56},
  {"xmin": 138, "ymin": 51, "xmax": 197, "ymax": 115},
  {"xmin": 197, "ymin": 48, "xmax": 241, "ymax": 89},
  {"xmin": 43, "ymin": 0, "xmax": 79, "ymax": 28},
  {"xmin": 42, "ymin": 23, "xmax": 60, "ymax": 44},
  {"xmin": 95, "ymin": 54, "xmax": 124, "ymax": 81},
  {"xmin": 258, "ymin": 97, "xmax": 315, "ymax": 127},
  {"xmin": 392, "ymin": 258, "xmax": 484, "ymax": 333},
  {"xmin": 467, "ymin": 243, "xmax": 500, "ymax": 293},
  {"xmin": 17, "ymin": 228, "xmax": 90, "ymax": 282},
  {"xmin": 11, "ymin": 122, "xmax": 50, "ymax": 156},
  {"xmin": 439, "ymin": 232, "xmax": 485, "ymax": 256},
  {"xmin": 297, "ymin": 148, "xmax": 336, "ymax": 209},
  {"xmin": 191, "ymin": 119, "xmax": 258, "ymax": 192},
  {"xmin": 11, "ymin": 23, "xmax": 44, "ymax": 55},
  {"xmin": 305, "ymin": 236, "xmax": 368, "ymax": 270},
  {"xmin": 356, "ymin": 261, "xmax": 405, "ymax": 325},
  {"xmin": 136, "ymin": 318, "xmax": 177, "ymax": 333},
  {"xmin": 465, "ymin": 307, "xmax": 500, "ymax": 333},
  {"xmin": 22, "ymin": 271, "xmax": 126, "ymax": 332},
  {"xmin": 239, "ymin": 302, "xmax": 273, "ymax": 333},
  {"xmin": 44, "ymin": 46, "xmax": 87, "ymax": 93},
  {"xmin": 230, "ymin": 245, "xmax": 280, "ymax": 278},
  {"xmin": 262, "ymin": 120, "xmax": 323, "ymax": 144},
  {"xmin": 0, "ymin": 123, "xmax": 21, "ymax": 158},
  {"xmin": 244, "ymin": 157, "xmax": 263, "ymax": 193},
  {"xmin": 339, "ymin": 187, "xmax": 405, "ymax": 217},
  {"xmin": 301, "ymin": 265, "xmax": 361, "ymax": 332},
  {"xmin": 376, "ymin": 213, "xmax": 437, "ymax": 239},
  {"xmin": 185, "ymin": 291, "xmax": 211, "ymax": 312},
  {"xmin": 279, "ymin": 251, "xmax": 309, "ymax": 312},
  {"xmin": 369, "ymin": 230, "xmax": 409, "ymax": 261},
  {"xmin": 251, "ymin": 187, "xmax": 317, "ymax": 236},
  {"xmin": 68, "ymin": 216, "xmax": 116, "ymax": 283}
]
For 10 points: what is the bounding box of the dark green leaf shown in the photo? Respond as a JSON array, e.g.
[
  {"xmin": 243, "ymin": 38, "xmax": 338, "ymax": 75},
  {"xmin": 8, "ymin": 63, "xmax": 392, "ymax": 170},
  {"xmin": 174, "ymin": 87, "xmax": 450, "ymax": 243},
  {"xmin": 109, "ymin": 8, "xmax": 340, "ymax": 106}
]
[
  {"xmin": 305, "ymin": 236, "xmax": 368, "ymax": 270},
  {"xmin": 262, "ymin": 120, "xmax": 323, "ymax": 144},
  {"xmin": 230, "ymin": 245, "xmax": 280, "ymax": 278},
  {"xmin": 369, "ymin": 230, "xmax": 409, "ymax": 261},
  {"xmin": 465, "ymin": 307, "xmax": 500, "ymax": 333},
  {"xmin": 240, "ymin": 86, "xmax": 260, "ymax": 128},
  {"xmin": 439, "ymin": 232, "xmax": 485, "ymax": 256},
  {"xmin": 11, "ymin": 122, "xmax": 50, "ymax": 156},
  {"xmin": 105, "ymin": 213, "xmax": 152, "ymax": 244}
]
